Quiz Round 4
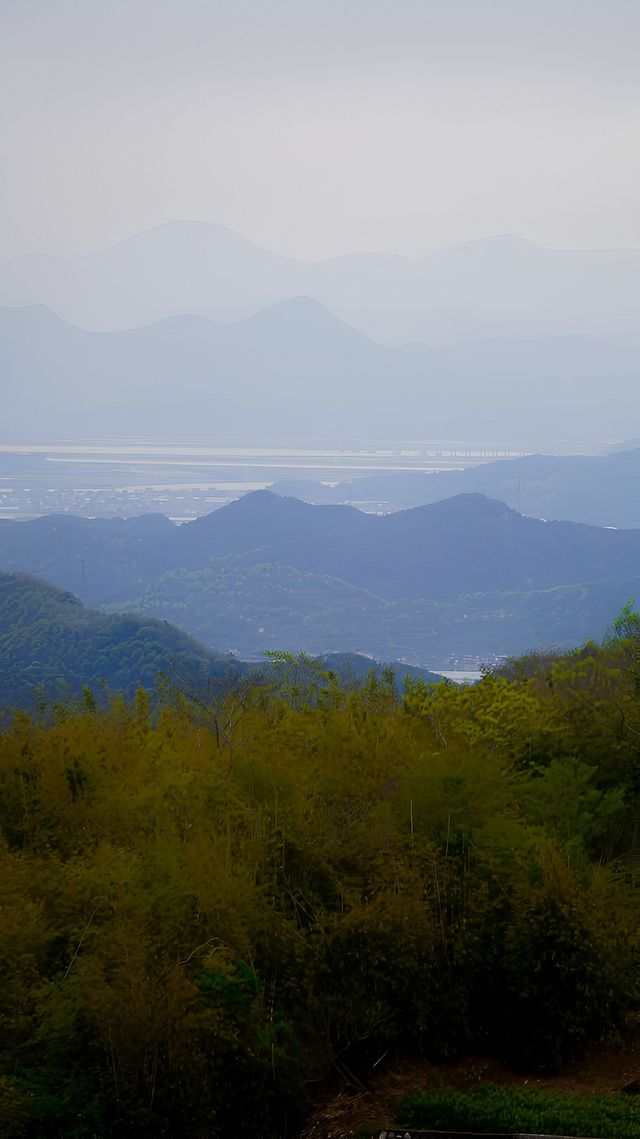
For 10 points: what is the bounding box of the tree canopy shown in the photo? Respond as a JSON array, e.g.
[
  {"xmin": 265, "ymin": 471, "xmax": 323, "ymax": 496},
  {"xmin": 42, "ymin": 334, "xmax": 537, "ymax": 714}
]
[{"xmin": 0, "ymin": 638, "xmax": 638, "ymax": 1135}]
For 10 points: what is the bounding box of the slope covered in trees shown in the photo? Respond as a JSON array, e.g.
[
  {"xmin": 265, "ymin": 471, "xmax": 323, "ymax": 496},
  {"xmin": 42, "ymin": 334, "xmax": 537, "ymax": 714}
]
[
  {"xmin": 0, "ymin": 571, "xmax": 439, "ymax": 710},
  {"xmin": 0, "ymin": 571, "xmax": 243, "ymax": 709},
  {"xmin": 0, "ymin": 635, "xmax": 638, "ymax": 1135},
  {"xmin": 111, "ymin": 556, "xmax": 640, "ymax": 665}
]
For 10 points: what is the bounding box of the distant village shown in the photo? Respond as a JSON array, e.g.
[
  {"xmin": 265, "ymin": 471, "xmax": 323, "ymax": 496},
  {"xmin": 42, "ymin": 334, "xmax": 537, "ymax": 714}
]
[{"xmin": 0, "ymin": 483, "xmax": 233, "ymax": 523}]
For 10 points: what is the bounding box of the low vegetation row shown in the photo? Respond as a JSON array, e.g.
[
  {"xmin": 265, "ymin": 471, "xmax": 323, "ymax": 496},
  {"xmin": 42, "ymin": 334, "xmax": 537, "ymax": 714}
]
[
  {"xmin": 396, "ymin": 1084, "xmax": 640, "ymax": 1137},
  {"xmin": 0, "ymin": 627, "xmax": 639, "ymax": 1136}
]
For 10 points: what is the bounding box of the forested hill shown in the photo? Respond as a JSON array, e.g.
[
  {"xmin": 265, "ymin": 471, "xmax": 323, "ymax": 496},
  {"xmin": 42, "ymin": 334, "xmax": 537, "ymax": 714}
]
[
  {"xmin": 0, "ymin": 571, "xmax": 244, "ymax": 708},
  {"xmin": 3, "ymin": 491, "xmax": 640, "ymax": 606},
  {"xmin": 4, "ymin": 492, "xmax": 640, "ymax": 664},
  {"xmin": 0, "ymin": 572, "xmax": 441, "ymax": 710}
]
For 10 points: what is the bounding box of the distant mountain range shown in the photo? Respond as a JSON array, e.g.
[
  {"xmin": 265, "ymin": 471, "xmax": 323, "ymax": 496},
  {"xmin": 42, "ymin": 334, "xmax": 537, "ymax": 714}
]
[
  {"xmin": 1, "ymin": 491, "xmax": 639, "ymax": 667},
  {"xmin": 5, "ymin": 489, "xmax": 640, "ymax": 604},
  {"xmin": 270, "ymin": 447, "xmax": 640, "ymax": 529},
  {"xmin": 3, "ymin": 302, "xmax": 638, "ymax": 446},
  {"xmin": 1, "ymin": 222, "xmax": 638, "ymax": 345}
]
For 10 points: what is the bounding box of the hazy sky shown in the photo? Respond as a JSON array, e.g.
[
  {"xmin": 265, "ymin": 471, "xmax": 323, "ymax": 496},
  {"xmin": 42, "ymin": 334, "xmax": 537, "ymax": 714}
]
[{"xmin": 2, "ymin": 0, "xmax": 639, "ymax": 262}]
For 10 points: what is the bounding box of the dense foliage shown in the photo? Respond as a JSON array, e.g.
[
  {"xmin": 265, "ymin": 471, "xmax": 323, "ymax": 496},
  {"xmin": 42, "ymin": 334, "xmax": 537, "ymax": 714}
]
[
  {"xmin": 0, "ymin": 570, "xmax": 438, "ymax": 711},
  {"xmin": 397, "ymin": 1084, "xmax": 640, "ymax": 1137},
  {"xmin": 0, "ymin": 637, "xmax": 638, "ymax": 1136},
  {"xmin": 112, "ymin": 555, "xmax": 633, "ymax": 663},
  {"xmin": 0, "ymin": 572, "xmax": 243, "ymax": 708}
]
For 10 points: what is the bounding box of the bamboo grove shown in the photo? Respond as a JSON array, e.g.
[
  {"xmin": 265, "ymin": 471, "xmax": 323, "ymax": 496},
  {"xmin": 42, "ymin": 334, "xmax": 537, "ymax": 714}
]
[{"xmin": 0, "ymin": 635, "xmax": 639, "ymax": 1137}]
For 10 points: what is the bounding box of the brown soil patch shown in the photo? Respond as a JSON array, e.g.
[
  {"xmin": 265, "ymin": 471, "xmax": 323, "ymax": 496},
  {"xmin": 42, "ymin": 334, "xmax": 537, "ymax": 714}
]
[{"xmin": 300, "ymin": 1044, "xmax": 640, "ymax": 1138}]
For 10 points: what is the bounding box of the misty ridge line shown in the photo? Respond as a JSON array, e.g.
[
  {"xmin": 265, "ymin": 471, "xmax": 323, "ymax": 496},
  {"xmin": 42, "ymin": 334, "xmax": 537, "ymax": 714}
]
[
  {"xmin": 4, "ymin": 296, "xmax": 639, "ymax": 447},
  {"xmin": 4, "ymin": 296, "xmax": 616, "ymax": 351},
  {"xmin": 3, "ymin": 218, "xmax": 640, "ymax": 269},
  {"xmin": 2, "ymin": 217, "xmax": 639, "ymax": 452},
  {"xmin": 1, "ymin": 219, "xmax": 639, "ymax": 348}
]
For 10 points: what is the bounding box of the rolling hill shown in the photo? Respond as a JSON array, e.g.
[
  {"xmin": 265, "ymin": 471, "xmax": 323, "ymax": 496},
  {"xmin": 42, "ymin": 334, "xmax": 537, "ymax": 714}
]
[
  {"xmin": 2, "ymin": 492, "xmax": 640, "ymax": 666},
  {"xmin": 0, "ymin": 571, "xmax": 244, "ymax": 709},
  {"xmin": 3, "ymin": 491, "xmax": 640, "ymax": 605},
  {"xmin": 108, "ymin": 557, "xmax": 638, "ymax": 667},
  {"xmin": 0, "ymin": 570, "xmax": 442, "ymax": 707}
]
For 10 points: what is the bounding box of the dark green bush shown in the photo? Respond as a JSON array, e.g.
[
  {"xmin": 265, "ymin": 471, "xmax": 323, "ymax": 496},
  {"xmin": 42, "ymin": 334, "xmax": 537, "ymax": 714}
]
[{"xmin": 397, "ymin": 1083, "xmax": 640, "ymax": 1138}]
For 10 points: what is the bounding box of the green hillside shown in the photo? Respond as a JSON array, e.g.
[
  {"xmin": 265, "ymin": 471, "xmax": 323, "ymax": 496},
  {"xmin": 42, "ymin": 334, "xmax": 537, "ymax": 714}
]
[
  {"xmin": 0, "ymin": 571, "xmax": 244, "ymax": 709},
  {"xmin": 109, "ymin": 556, "xmax": 637, "ymax": 666}
]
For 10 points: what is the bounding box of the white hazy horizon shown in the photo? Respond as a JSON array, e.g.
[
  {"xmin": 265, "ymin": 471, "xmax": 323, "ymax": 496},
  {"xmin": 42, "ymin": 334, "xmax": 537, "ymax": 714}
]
[
  {"xmin": 3, "ymin": 221, "xmax": 640, "ymax": 270},
  {"xmin": 1, "ymin": 0, "xmax": 639, "ymax": 263}
]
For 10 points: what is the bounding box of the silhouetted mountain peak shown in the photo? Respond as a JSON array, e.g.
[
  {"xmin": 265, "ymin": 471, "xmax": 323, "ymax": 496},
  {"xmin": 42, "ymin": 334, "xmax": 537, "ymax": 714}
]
[
  {"xmin": 423, "ymin": 234, "xmax": 540, "ymax": 268},
  {"xmin": 243, "ymin": 294, "xmax": 368, "ymax": 339},
  {"xmin": 188, "ymin": 489, "xmax": 366, "ymax": 542},
  {"xmin": 190, "ymin": 489, "xmax": 308, "ymax": 528},
  {"xmin": 53, "ymin": 219, "xmax": 296, "ymax": 269},
  {"xmin": 411, "ymin": 492, "xmax": 519, "ymax": 524}
]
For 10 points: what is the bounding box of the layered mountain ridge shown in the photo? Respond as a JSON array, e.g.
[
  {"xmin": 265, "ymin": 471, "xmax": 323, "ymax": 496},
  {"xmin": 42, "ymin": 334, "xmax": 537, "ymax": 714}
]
[
  {"xmin": 2, "ymin": 222, "xmax": 638, "ymax": 344},
  {"xmin": 1, "ymin": 491, "xmax": 639, "ymax": 666},
  {"xmin": 270, "ymin": 447, "xmax": 640, "ymax": 529},
  {"xmin": 3, "ymin": 301, "xmax": 637, "ymax": 445}
]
